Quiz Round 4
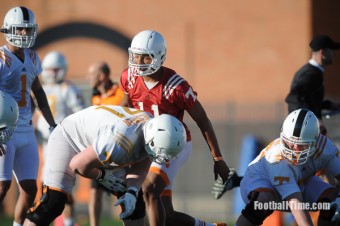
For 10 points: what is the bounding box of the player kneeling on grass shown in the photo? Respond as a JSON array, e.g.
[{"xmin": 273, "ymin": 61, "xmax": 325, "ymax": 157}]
[
  {"xmin": 23, "ymin": 105, "xmax": 186, "ymax": 226},
  {"xmin": 235, "ymin": 109, "xmax": 340, "ymax": 226}
]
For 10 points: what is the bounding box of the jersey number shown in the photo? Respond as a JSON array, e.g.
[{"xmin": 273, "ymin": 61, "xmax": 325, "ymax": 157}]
[
  {"xmin": 18, "ymin": 75, "xmax": 27, "ymax": 107},
  {"xmin": 137, "ymin": 102, "xmax": 159, "ymax": 116}
]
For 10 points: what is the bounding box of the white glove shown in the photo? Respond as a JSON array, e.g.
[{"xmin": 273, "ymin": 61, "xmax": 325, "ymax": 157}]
[
  {"xmin": 114, "ymin": 187, "xmax": 138, "ymax": 219},
  {"xmin": 212, "ymin": 168, "xmax": 239, "ymax": 199},
  {"xmin": 331, "ymin": 196, "xmax": 340, "ymax": 223},
  {"xmin": 97, "ymin": 168, "xmax": 127, "ymax": 196}
]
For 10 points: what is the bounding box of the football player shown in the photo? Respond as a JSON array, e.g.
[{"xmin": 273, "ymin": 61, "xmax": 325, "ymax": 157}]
[
  {"xmin": 87, "ymin": 61, "xmax": 124, "ymax": 226},
  {"xmin": 120, "ymin": 30, "xmax": 229, "ymax": 226},
  {"xmin": 35, "ymin": 51, "xmax": 86, "ymax": 226},
  {"xmin": 0, "ymin": 6, "xmax": 56, "ymax": 226},
  {"xmin": 235, "ymin": 109, "xmax": 340, "ymax": 226},
  {"xmin": 23, "ymin": 105, "xmax": 186, "ymax": 226}
]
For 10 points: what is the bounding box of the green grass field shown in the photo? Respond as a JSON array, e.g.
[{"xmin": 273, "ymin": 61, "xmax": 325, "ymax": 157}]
[
  {"xmin": 0, "ymin": 213, "xmax": 238, "ymax": 226},
  {"xmin": 0, "ymin": 213, "xmax": 123, "ymax": 226}
]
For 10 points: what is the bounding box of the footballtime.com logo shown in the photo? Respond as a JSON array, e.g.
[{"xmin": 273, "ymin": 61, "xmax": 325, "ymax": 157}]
[{"xmin": 254, "ymin": 201, "xmax": 330, "ymax": 211}]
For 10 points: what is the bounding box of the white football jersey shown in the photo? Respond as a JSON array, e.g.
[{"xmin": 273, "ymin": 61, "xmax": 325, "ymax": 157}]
[
  {"xmin": 246, "ymin": 135, "xmax": 340, "ymax": 200},
  {"xmin": 0, "ymin": 45, "xmax": 41, "ymax": 131},
  {"xmin": 37, "ymin": 80, "xmax": 86, "ymax": 139},
  {"xmin": 61, "ymin": 105, "xmax": 152, "ymax": 166}
]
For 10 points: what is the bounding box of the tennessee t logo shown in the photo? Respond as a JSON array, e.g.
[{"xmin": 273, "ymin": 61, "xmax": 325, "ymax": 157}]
[{"xmin": 274, "ymin": 176, "xmax": 290, "ymax": 185}]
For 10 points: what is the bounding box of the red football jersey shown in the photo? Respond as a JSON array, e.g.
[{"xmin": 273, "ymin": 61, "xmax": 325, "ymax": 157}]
[{"xmin": 120, "ymin": 66, "xmax": 197, "ymax": 141}]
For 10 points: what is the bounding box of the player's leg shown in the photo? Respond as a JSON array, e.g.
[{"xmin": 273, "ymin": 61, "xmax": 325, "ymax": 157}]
[
  {"xmin": 144, "ymin": 141, "xmax": 225, "ymax": 226},
  {"xmin": 23, "ymin": 126, "xmax": 77, "ymax": 225},
  {"xmin": 143, "ymin": 171, "xmax": 167, "ymax": 226},
  {"xmin": 235, "ymin": 189, "xmax": 276, "ymax": 226},
  {"xmin": 89, "ymin": 180, "xmax": 104, "ymax": 226},
  {"xmin": 302, "ymin": 176, "xmax": 338, "ymax": 225},
  {"xmin": 24, "ymin": 186, "xmax": 68, "ymax": 226},
  {"xmin": 12, "ymin": 130, "xmax": 39, "ymax": 225},
  {"xmin": 63, "ymin": 196, "xmax": 76, "ymax": 226},
  {"xmin": 0, "ymin": 141, "xmax": 15, "ymax": 203},
  {"xmin": 143, "ymin": 142, "xmax": 193, "ymax": 226}
]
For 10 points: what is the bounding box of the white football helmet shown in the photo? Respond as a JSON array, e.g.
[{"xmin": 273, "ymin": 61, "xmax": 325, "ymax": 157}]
[
  {"xmin": 2, "ymin": 6, "xmax": 37, "ymax": 48},
  {"xmin": 0, "ymin": 91, "xmax": 19, "ymax": 144},
  {"xmin": 280, "ymin": 109, "xmax": 319, "ymax": 165},
  {"xmin": 128, "ymin": 30, "xmax": 167, "ymax": 76},
  {"xmin": 143, "ymin": 114, "xmax": 186, "ymax": 164},
  {"xmin": 41, "ymin": 51, "xmax": 68, "ymax": 84}
]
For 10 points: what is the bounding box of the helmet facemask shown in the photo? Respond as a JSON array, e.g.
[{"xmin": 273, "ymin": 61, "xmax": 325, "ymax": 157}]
[
  {"xmin": 128, "ymin": 50, "xmax": 165, "ymax": 76},
  {"xmin": 280, "ymin": 109, "xmax": 319, "ymax": 165},
  {"xmin": 280, "ymin": 133, "xmax": 316, "ymax": 165},
  {"xmin": 128, "ymin": 30, "xmax": 167, "ymax": 76},
  {"xmin": 144, "ymin": 138, "xmax": 177, "ymax": 165},
  {"xmin": 5, "ymin": 24, "xmax": 37, "ymax": 48},
  {"xmin": 0, "ymin": 125, "xmax": 16, "ymax": 143},
  {"xmin": 41, "ymin": 69, "xmax": 66, "ymax": 85},
  {"xmin": 41, "ymin": 51, "xmax": 68, "ymax": 84}
]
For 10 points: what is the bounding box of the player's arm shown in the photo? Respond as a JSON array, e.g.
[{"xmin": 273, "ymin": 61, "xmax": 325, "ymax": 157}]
[
  {"xmin": 31, "ymin": 76, "xmax": 57, "ymax": 128},
  {"xmin": 126, "ymin": 157, "xmax": 152, "ymax": 190},
  {"xmin": 69, "ymin": 145, "xmax": 104, "ymax": 179},
  {"xmin": 120, "ymin": 92, "xmax": 132, "ymax": 107},
  {"xmin": 187, "ymin": 100, "xmax": 230, "ymax": 182},
  {"xmin": 119, "ymin": 71, "xmax": 131, "ymax": 107},
  {"xmin": 285, "ymin": 192, "xmax": 313, "ymax": 226}
]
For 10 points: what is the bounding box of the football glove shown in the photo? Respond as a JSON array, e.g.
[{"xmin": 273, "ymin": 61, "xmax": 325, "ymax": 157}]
[
  {"xmin": 97, "ymin": 168, "xmax": 127, "ymax": 196},
  {"xmin": 212, "ymin": 168, "xmax": 240, "ymax": 199},
  {"xmin": 114, "ymin": 187, "xmax": 138, "ymax": 219}
]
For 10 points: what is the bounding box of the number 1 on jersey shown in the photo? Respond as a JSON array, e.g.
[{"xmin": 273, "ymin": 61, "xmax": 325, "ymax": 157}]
[{"xmin": 137, "ymin": 102, "xmax": 159, "ymax": 116}]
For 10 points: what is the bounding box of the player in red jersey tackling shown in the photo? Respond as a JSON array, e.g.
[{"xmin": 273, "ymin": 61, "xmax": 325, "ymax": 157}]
[{"xmin": 120, "ymin": 30, "xmax": 230, "ymax": 226}]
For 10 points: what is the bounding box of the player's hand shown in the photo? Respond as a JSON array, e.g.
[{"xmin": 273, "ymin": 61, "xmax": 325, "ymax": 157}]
[
  {"xmin": 0, "ymin": 144, "xmax": 5, "ymax": 156},
  {"xmin": 114, "ymin": 187, "xmax": 138, "ymax": 219},
  {"xmin": 212, "ymin": 168, "xmax": 239, "ymax": 199},
  {"xmin": 213, "ymin": 159, "xmax": 230, "ymax": 183},
  {"xmin": 97, "ymin": 169, "xmax": 127, "ymax": 196}
]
